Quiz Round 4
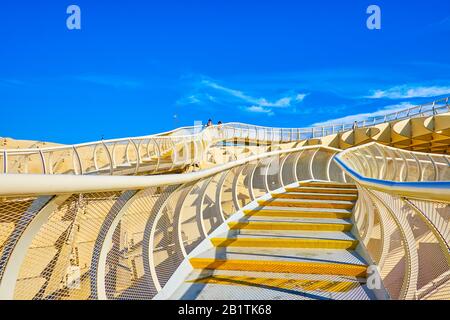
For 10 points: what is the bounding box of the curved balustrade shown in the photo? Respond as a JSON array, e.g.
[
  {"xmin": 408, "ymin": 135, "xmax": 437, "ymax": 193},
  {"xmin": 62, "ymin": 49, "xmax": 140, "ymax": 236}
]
[
  {"xmin": 335, "ymin": 144, "xmax": 450, "ymax": 300},
  {"xmin": 322, "ymin": 99, "xmax": 450, "ymax": 153},
  {"xmin": 0, "ymin": 135, "xmax": 203, "ymax": 175},
  {"xmin": 337, "ymin": 142, "xmax": 450, "ymax": 183},
  {"xmin": 0, "ymin": 123, "xmax": 311, "ymax": 176}
]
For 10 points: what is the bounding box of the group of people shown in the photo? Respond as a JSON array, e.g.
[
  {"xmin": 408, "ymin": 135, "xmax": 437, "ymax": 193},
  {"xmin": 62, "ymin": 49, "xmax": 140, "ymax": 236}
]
[{"xmin": 205, "ymin": 119, "xmax": 222, "ymax": 127}]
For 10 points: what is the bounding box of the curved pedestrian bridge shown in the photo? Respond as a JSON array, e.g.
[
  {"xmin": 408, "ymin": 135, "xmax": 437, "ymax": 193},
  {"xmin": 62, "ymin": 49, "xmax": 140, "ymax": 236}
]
[{"xmin": 0, "ymin": 98, "xmax": 449, "ymax": 300}]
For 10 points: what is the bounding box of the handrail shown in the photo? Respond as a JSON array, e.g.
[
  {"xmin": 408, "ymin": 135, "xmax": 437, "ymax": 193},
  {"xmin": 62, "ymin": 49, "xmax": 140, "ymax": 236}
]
[
  {"xmin": 334, "ymin": 148, "xmax": 450, "ymax": 202},
  {"xmin": 338, "ymin": 143, "xmax": 450, "ymax": 300},
  {"xmin": 346, "ymin": 141, "xmax": 450, "ymax": 158}
]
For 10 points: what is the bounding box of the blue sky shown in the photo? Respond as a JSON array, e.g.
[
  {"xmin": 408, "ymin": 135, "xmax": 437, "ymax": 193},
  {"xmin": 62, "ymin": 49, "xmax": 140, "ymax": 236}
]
[{"xmin": 1, "ymin": 0, "xmax": 450, "ymax": 143}]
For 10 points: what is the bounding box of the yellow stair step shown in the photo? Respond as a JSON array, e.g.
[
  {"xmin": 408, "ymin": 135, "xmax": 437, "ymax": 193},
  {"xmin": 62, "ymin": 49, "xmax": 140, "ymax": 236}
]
[
  {"xmin": 210, "ymin": 237, "xmax": 358, "ymax": 249},
  {"xmin": 300, "ymin": 182, "xmax": 357, "ymax": 189},
  {"xmin": 189, "ymin": 258, "xmax": 367, "ymax": 277},
  {"xmin": 228, "ymin": 221, "xmax": 352, "ymax": 231},
  {"xmin": 243, "ymin": 209, "xmax": 352, "ymax": 219},
  {"xmin": 258, "ymin": 199, "xmax": 354, "ymax": 209},
  {"xmin": 187, "ymin": 274, "xmax": 362, "ymax": 293},
  {"xmin": 285, "ymin": 187, "xmax": 358, "ymax": 194}
]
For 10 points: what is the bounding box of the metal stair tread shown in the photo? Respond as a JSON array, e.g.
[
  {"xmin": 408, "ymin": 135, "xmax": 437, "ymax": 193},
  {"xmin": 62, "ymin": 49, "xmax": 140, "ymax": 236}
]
[
  {"xmin": 239, "ymin": 216, "xmax": 352, "ymax": 224},
  {"xmin": 214, "ymin": 230, "xmax": 357, "ymax": 241},
  {"xmin": 273, "ymin": 192, "xmax": 357, "ymax": 198},
  {"xmin": 246, "ymin": 206, "xmax": 353, "ymax": 213},
  {"xmin": 286, "ymin": 187, "xmax": 358, "ymax": 193},
  {"xmin": 259, "ymin": 198, "xmax": 355, "ymax": 205},
  {"xmin": 192, "ymin": 246, "xmax": 367, "ymax": 265},
  {"xmin": 170, "ymin": 270, "xmax": 375, "ymax": 300},
  {"xmin": 300, "ymin": 182, "xmax": 357, "ymax": 188}
]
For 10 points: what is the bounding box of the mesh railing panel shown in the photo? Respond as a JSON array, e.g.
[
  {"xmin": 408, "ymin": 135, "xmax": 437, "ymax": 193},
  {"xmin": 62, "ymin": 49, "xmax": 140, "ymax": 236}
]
[
  {"xmin": 296, "ymin": 149, "xmax": 316, "ymax": 181},
  {"xmin": 310, "ymin": 149, "xmax": 332, "ymax": 181},
  {"xmin": 13, "ymin": 192, "xmax": 121, "ymax": 300},
  {"xmin": 179, "ymin": 183, "xmax": 206, "ymax": 255},
  {"xmin": 152, "ymin": 185, "xmax": 185, "ymax": 291},
  {"xmin": 354, "ymin": 187, "xmax": 450, "ymax": 300},
  {"xmin": 0, "ymin": 196, "xmax": 51, "ymax": 282}
]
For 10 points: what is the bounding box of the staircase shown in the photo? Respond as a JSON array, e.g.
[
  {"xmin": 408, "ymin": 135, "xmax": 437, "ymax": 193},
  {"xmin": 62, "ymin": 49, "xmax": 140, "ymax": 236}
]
[{"xmin": 170, "ymin": 181, "xmax": 378, "ymax": 300}]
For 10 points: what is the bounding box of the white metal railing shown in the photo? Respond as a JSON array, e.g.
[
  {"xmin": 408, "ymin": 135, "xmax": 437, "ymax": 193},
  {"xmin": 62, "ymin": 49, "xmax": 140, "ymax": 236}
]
[
  {"xmin": 335, "ymin": 143, "xmax": 450, "ymax": 300},
  {"xmin": 164, "ymin": 96, "xmax": 450, "ymax": 138},
  {"xmin": 1, "ymin": 97, "xmax": 448, "ymax": 176},
  {"xmin": 0, "ymin": 145, "xmax": 345, "ymax": 300},
  {"xmin": 336, "ymin": 142, "xmax": 450, "ymax": 185}
]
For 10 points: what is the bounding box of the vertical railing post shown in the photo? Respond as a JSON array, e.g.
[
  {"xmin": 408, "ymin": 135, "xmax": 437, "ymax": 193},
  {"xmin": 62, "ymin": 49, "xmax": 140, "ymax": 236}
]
[
  {"xmin": 3, "ymin": 150, "xmax": 7, "ymax": 174},
  {"xmin": 73, "ymin": 146, "xmax": 83, "ymax": 175},
  {"xmin": 38, "ymin": 149, "xmax": 47, "ymax": 174},
  {"xmin": 101, "ymin": 141, "xmax": 113, "ymax": 175}
]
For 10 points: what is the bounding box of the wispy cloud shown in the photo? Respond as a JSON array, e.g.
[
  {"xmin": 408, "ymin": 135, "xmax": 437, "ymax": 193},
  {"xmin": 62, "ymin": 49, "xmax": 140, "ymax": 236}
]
[
  {"xmin": 295, "ymin": 93, "xmax": 307, "ymax": 102},
  {"xmin": 312, "ymin": 102, "xmax": 415, "ymax": 126},
  {"xmin": 245, "ymin": 105, "xmax": 275, "ymax": 116},
  {"xmin": 439, "ymin": 16, "xmax": 450, "ymax": 28},
  {"xmin": 0, "ymin": 79, "xmax": 26, "ymax": 87},
  {"xmin": 73, "ymin": 74, "xmax": 142, "ymax": 88},
  {"xmin": 426, "ymin": 15, "xmax": 450, "ymax": 31},
  {"xmin": 177, "ymin": 76, "xmax": 308, "ymax": 116},
  {"xmin": 202, "ymin": 80, "xmax": 301, "ymax": 108},
  {"xmin": 366, "ymin": 85, "xmax": 450, "ymax": 99},
  {"xmin": 177, "ymin": 93, "xmax": 216, "ymax": 105}
]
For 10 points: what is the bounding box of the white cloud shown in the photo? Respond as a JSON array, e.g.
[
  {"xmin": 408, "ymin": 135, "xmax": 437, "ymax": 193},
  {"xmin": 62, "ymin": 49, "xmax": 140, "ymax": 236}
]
[
  {"xmin": 201, "ymin": 79, "xmax": 307, "ymax": 112},
  {"xmin": 185, "ymin": 95, "xmax": 200, "ymax": 104},
  {"xmin": 177, "ymin": 76, "xmax": 308, "ymax": 116},
  {"xmin": 367, "ymin": 85, "xmax": 450, "ymax": 99},
  {"xmin": 295, "ymin": 93, "xmax": 307, "ymax": 102},
  {"xmin": 246, "ymin": 105, "xmax": 275, "ymax": 116},
  {"xmin": 311, "ymin": 102, "xmax": 415, "ymax": 126},
  {"xmin": 260, "ymin": 96, "xmax": 291, "ymax": 107},
  {"xmin": 177, "ymin": 93, "xmax": 216, "ymax": 105}
]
